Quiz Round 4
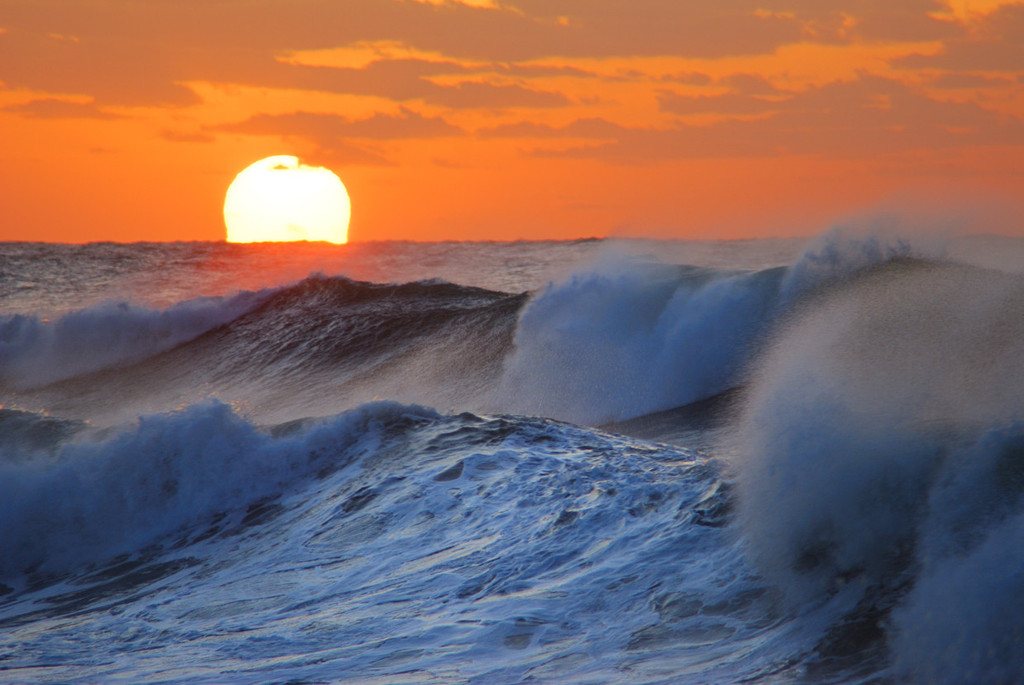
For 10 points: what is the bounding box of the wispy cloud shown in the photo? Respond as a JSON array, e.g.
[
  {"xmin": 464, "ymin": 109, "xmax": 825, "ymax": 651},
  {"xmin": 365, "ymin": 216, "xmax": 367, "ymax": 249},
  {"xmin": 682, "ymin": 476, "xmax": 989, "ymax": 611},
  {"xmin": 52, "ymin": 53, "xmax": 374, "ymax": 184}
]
[
  {"xmin": 3, "ymin": 98, "xmax": 120, "ymax": 119},
  {"xmin": 213, "ymin": 108, "xmax": 463, "ymax": 141}
]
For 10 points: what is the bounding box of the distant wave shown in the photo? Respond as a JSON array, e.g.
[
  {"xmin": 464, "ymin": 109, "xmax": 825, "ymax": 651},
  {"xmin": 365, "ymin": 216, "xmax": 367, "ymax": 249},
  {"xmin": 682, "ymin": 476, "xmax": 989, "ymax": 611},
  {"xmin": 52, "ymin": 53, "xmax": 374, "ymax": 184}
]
[
  {"xmin": 0, "ymin": 289, "xmax": 272, "ymax": 389},
  {"xmin": 204, "ymin": 274, "xmax": 524, "ymax": 378},
  {"xmin": 0, "ymin": 276, "xmax": 526, "ymax": 419}
]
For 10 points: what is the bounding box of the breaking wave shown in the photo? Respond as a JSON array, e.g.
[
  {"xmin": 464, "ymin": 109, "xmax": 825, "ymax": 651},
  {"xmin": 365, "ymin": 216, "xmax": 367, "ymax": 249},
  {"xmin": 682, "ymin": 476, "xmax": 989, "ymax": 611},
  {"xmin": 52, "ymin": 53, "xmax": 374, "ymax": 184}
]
[{"xmin": 728, "ymin": 256, "xmax": 1024, "ymax": 682}]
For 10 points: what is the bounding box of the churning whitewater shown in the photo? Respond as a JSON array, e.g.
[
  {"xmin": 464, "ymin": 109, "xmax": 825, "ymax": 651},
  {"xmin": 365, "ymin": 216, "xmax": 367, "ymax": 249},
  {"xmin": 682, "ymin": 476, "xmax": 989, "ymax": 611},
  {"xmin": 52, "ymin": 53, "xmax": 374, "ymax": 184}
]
[{"xmin": 2, "ymin": 230, "xmax": 1024, "ymax": 683}]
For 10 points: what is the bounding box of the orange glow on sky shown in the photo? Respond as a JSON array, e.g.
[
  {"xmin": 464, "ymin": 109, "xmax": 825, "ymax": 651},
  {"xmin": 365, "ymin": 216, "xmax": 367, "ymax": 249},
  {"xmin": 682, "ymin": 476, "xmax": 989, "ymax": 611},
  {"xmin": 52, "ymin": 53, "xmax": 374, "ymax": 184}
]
[{"xmin": 1, "ymin": 0, "xmax": 1022, "ymax": 242}]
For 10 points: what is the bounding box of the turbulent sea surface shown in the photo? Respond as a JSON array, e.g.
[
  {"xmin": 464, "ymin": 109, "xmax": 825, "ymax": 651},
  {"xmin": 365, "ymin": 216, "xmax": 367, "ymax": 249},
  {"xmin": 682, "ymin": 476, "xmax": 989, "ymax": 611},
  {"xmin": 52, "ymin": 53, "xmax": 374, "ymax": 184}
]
[{"xmin": 2, "ymin": 231, "xmax": 1024, "ymax": 683}]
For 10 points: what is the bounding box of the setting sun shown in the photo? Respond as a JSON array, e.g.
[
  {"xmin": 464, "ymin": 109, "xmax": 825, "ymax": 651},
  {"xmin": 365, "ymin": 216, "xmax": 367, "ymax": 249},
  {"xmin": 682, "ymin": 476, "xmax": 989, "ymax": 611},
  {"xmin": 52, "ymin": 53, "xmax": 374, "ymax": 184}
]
[{"xmin": 224, "ymin": 156, "xmax": 351, "ymax": 244}]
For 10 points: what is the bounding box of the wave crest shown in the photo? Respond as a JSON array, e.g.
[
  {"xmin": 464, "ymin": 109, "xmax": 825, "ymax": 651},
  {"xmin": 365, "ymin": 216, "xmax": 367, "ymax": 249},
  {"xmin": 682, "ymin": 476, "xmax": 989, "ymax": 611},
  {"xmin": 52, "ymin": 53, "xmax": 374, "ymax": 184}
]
[
  {"xmin": 495, "ymin": 255, "xmax": 784, "ymax": 425},
  {"xmin": 0, "ymin": 401, "xmax": 441, "ymax": 581}
]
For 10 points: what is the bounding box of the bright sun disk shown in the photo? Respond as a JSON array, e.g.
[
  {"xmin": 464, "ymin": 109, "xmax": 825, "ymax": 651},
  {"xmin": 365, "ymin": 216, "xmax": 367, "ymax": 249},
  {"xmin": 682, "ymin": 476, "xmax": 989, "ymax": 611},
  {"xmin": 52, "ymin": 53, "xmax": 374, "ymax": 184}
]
[{"xmin": 224, "ymin": 155, "xmax": 351, "ymax": 244}]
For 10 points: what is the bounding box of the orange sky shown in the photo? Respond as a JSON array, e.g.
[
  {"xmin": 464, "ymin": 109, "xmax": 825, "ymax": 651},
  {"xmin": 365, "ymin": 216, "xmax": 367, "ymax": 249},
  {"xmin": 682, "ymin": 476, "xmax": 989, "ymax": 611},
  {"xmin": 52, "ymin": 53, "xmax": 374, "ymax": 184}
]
[{"xmin": 1, "ymin": 0, "xmax": 1023, "ymax": 242}]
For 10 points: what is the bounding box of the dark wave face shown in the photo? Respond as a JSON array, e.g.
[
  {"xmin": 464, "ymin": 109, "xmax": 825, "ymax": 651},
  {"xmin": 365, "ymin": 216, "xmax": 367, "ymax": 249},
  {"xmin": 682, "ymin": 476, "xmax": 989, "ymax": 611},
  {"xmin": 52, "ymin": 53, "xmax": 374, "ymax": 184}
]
[
  {"xmin": 3, "ymin": 232, "xmax": 1024, "ymax": 683},
  {"xmin": 211, "ymin": 275, "xmax": 526, "ymax": 385},
  {"xmin": 1, "ymin": 275, "xmax": 527, "ymax": 425}
]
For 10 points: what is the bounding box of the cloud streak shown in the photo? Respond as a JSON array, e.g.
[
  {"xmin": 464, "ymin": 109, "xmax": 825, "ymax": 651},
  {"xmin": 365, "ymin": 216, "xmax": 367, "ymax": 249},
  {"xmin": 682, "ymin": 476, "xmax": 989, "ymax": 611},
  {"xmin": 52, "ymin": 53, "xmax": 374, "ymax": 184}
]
[
  {"xmin": 3, "ymin": 98, "xmax": 120, "ymax": 119},
  {"xmin": 214, "ymin": 108, "xmax": 463, "ymax": 142}
]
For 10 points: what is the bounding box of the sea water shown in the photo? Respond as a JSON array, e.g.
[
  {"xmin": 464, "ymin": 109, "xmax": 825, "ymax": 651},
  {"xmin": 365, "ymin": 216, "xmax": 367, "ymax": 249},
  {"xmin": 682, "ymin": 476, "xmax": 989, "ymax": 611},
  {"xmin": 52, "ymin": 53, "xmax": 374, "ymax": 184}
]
[{"xmin": 1, "ymin": 229, "xmax": 1023, "ymax": 683}]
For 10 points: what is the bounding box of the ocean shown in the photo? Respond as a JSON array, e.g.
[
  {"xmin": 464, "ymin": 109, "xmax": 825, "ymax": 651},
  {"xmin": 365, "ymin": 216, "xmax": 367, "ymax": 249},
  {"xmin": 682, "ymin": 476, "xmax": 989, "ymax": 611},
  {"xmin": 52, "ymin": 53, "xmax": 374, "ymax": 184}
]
[{"xmin": 1, "ymin": 230, "xmax": 1023, "ymax": 683}]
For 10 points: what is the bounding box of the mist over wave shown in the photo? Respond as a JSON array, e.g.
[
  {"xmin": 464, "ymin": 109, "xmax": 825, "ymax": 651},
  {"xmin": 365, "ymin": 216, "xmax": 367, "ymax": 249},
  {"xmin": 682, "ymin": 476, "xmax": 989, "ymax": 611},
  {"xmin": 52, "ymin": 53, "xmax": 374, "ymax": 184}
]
[{"xmin": 728, "ymin": 255, "xmax": 1024, "ymax": 682}]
